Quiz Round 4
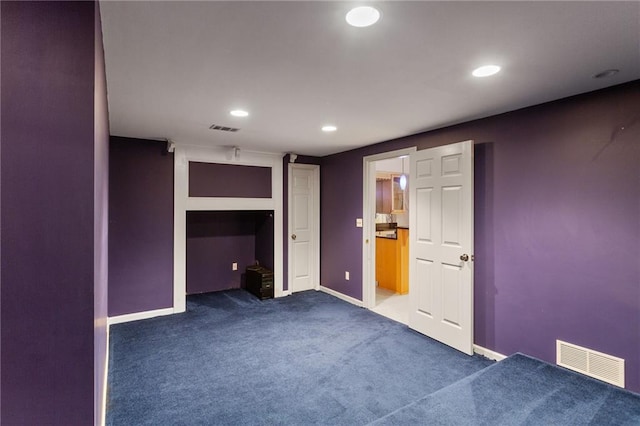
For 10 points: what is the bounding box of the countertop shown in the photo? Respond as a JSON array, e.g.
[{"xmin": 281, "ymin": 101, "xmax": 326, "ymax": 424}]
[{"xmin": 376, "ymin": 230, "xmax": 397, "ymax": 239}]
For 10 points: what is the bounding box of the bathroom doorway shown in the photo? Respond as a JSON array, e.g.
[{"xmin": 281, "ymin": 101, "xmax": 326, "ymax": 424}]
[{"xmin": 362, "ymin": 147, "xmax": 416, "ymax": 323}]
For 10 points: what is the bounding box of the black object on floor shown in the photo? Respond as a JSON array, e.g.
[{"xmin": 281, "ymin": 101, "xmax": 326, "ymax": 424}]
[{"xmin": 245, "ymin": 265, "xmax": 274, "ymax": 300}]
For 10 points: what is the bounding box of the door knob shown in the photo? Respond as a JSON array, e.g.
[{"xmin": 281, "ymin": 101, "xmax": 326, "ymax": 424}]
[
  {"xmin": 291, "ymin": 234, "xmax": 297, "ymax": 240},
  {"xmin": 460, "ymin": 254, "xmax": 469, "ymax": 261}
]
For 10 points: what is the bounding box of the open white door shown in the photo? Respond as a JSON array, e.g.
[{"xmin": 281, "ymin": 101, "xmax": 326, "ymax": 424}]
[
  {"xmin": 408, "ymin": 141, "xmax": 474, "ymax": 355},
  {"xmin": 288, "ymin": 164, "xmax": 320, "ymax": 293}
]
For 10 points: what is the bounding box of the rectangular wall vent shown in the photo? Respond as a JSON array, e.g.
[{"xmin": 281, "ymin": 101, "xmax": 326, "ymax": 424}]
[
  {"xmin": 209, "ymin": 124, "xmax": 239, "ymax": 132},
  {"xmin": 556, "ymin": 340, "xmax": 624, "ymax": 388}
]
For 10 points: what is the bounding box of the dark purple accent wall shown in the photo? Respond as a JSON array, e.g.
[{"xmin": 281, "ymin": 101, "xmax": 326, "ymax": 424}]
[
  {"xmin": 108, "ymin": 137, "xmax": 174, "ymax": 316},
  {"xmin": 282, "ymin": 154, "xmax": 323, "ymax": 291},
  {"xmin": 186, "ymin": 211, "xmax": 274, "ymax": 294},
  {"xmin": 187, "ymin": 211, "xmax": 254, "ymax": 294},
  {"xmin": 189, "ymin": 162, "xmax": 272, "ymax": 198},
  {"xmin": 254, "ymin": 212, "xmax": 275, "ymax": 272},
  {"xmin": 93, "ymin": 3, "xmax": 110, "ymax": 424},
  {"xmin": 321, "ymin": 81, "xmax": 640, "ymax": 392},
  {"xmin": 1, "ymin": 1, "xmax": 98, "ymax": 423}
]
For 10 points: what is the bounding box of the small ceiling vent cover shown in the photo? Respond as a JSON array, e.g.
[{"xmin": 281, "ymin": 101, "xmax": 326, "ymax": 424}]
[
  {"xmin": 556, "ymin": 340, "xmax": 625, "ymax": 388},
  {"xmin": 209, "ymin": 124, "xmax": 239, "ymax": 132}
]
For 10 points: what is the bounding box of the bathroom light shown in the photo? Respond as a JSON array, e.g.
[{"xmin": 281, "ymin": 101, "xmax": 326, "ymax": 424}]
[
  {"xmin": 399, "ymin": 157, "xmax": 407, "ymax": 190},
  {"xmin": 472, "ymin": 65, "xmax": 501, "ymax": 77},
  {"xmin": 230, "ymin": 109, "xmax": 249, "ymax": 117},
  {"xmin": 322, "ymin": 125, "xmax": 337, "ymax": 132},
  {"xmin": 346, "ymin": 6, "xmax": 380, "ymax": 27}
]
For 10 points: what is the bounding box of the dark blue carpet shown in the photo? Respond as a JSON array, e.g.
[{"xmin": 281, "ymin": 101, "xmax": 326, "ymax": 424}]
[
  {"xmin": 108, "ymin": 290, "xmax": 640, "ymax": 425},
  {"xmin": 107, "ymin": 290, "xmax": 493, "ymax": 425},
  {"xmin": 373, "ymin": 353, "xmax": 640, "ymax": 425}
]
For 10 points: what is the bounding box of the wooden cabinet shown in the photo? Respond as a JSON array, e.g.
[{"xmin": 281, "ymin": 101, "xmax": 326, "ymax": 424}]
[
  {"xmin": 398, "ymin": 228, "xmax": 409, "ymax": 294},
  {"xmin": 376, "ymin": 179, "xmax": 392, "ymax": 214},
  {"xmin": 376, "ymin": 175, "xmax": 405, "ymax": 214},
  {"xmin": 391, "ymin": 175, "xmax": 406, "ymax": 213},
  {"xmin": 375, "ymin": 228, "xmax": 409, "ymax": 294}
]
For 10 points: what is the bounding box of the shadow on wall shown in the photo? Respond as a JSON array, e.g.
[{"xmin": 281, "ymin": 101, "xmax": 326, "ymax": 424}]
[{"xmin": 474, "ymin": 142, "xmax": 497, "ymax": 350}]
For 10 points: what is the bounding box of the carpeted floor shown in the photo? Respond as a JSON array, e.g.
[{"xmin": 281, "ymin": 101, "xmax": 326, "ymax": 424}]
[
  {"xmin": 107, "ymin": 289, "xmax": 492, "ymax": 425},
  {"xmin": 373, "ymin": 353, "xmax": 640, "ymax": 425},
  {"xmin": 107, "ymin": 289, "xmax": 640, "ymax": 425}
]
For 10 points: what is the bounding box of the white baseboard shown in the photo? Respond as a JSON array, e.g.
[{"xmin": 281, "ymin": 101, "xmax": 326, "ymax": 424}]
[
  {"xmin": 319, "ymin": 285, "xmax": 363, "ymax": 307},
  {"xmin": 107, "ymin": 307, "xmax": 175, "ymax": 325},
  {"xmin": 99, "ymin": 325, "xmax": 109, "ymax": 426},
  {"xmin": 474, "ymin": 344, "xmax": 507, "ymax": 361}
]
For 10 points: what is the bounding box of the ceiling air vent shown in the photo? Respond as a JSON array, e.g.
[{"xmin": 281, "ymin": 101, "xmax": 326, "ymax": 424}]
[
  {"xmin": 209, "ymin": 124, "xmax": 239, "ymax": 132},
  {"xmin": 556, "ymin": 340, "xmax": 625, "ymax": 388}
]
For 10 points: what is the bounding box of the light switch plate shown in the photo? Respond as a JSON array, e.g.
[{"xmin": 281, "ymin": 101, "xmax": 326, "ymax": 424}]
[{"xmin": 356, "ymin": 218, "xmax": 363, "ymax": 227}]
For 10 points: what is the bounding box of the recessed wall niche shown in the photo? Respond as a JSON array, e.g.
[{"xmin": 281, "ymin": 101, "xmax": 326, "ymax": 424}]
[
  {"xmin": 186, "ymin": 210, "xmax": 274, "ymax": 295},
  {"xmin": 174, "ymin": 146, "xmax": 283, "ymax": 312}
]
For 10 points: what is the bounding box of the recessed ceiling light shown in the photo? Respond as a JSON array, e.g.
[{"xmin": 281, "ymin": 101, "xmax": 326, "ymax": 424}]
[
  {"xmin": 472, "ymin": 65, "xmax": 501, "ymax": 78},
  {"xmin": 346, "ymin": 6, "xmax": 380, "ymax": 27},
  {"xmin": 230, "ymin": 109, "xmax": 249, "ymax": 117},
  {"xmin": 593, "ymin": 69, "xmax": 619, "ymax": 79},
  {"xmin": 322, "ymin": 125, "xmax": 337, "ymax": 132}
]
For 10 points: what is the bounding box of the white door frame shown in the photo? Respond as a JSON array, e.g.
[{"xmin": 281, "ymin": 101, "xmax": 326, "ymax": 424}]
[
  {"xmin": 288, "ymin": 163, "xmax": 320, "ymax": 294},
  {"xmin": 362, "ymin": 147, "xmax": 416, "ymax": 309},
  {"xmin": 173, "ymin": 145, "xmax": 284, "ymax": 314}
]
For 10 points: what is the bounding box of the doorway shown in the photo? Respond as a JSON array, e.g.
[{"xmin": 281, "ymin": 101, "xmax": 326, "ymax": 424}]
[
  {"xmin": 363, "ymin": 141, "xmax": 475, "ymax": 355},
  {"xmin": 362, "ymin": 147, "xmax": 416, "ymax": 319},
  {"xmin": 288, "ymin": 163, "xmax": 320, "ymax": 294}
]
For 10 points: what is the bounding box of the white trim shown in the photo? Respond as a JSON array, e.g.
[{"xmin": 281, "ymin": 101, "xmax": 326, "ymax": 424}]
[
  {"xmin": 174, "ymin": 148, "xmax": 189, "ymax": 313},
  {"xmin": 319, "ymin": 285, "xmax": 364, "ymax": 307},
  {"xmin": 473, "ymin": 344, "xmax": 507, "ymax": 361},
  {"xmin": 186, "ymin": 197, "xmax": 275, "ymax": 211},
  {"xmin": 107, "ymin": 307, "xmax": 175, "ymax": 325},
  {"xmin": 173, "ymin": 144, "xmax": 285, "ymax": 312},
  {"xmin": 99, "ymin": 325, "xmax": 109, "ymax": 426},
  {"xmin": 288, "ymin": 163, "xmax": 321, "ymax": 294},
  {"xmin": 362, "ymin": 147, "xmax": 417, "ymax": 309}
]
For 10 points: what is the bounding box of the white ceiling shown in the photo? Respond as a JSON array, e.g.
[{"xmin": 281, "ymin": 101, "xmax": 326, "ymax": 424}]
[{"xmin": 100, "ymin": 1, "xmax": 640, "ymax": 157}]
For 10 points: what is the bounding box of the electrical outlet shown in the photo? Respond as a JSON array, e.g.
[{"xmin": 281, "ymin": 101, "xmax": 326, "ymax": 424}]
[
  {"xmin": 232, "ymin": 262, "xmax": 238, "ymax": 271},
  {"xmin": 345, "ymin": 271, "xmax": 350, "ymax": 280}
]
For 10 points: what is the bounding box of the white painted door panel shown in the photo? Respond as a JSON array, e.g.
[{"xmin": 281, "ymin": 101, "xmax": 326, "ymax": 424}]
[
  {"xmin": 290, "ymin": 166, "xmax": 316, "ymax": 293},
  {"xmin": 409, "ymin": 141, "xmax": 473, "ymax": 355}
]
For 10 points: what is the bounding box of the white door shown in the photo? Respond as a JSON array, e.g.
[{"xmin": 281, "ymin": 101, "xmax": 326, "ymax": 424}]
[
  {"xmin": 289, "ymin": 164, "xmax": 319, "ymax": 293},
  {"xmin": 409, "ymin": 141, "xmax": 474, "ymax": 355}
]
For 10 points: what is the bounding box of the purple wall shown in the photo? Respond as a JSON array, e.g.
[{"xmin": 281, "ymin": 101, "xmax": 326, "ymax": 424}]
[
  {"xmin": 93, "ymin": 3, "xmax": 110, "ymax": 424},
  {"xmin": 108, "ymin": 137, "xmax": 174, "ymax": 316},
  {"xmin": 321, "ymin": 81, "xmax": 640, "ymax": 392},
  {"xmin": 189, "ymin": 162, "xmax": 272, "ymax": 198},
  {"xmin": 254, "ymin": 212, "xmax": 275, "ymax": 272},
  {"xmin": 282, "ymin": 154, "xmax": 323, "ymax": 291},
  {"xmin": 1, "ymin": 1, "xmax": 99, "ymax": 422},
  {"xmin": 186, "ymin": 211, "xmax": 274, "ymax": 294}
]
